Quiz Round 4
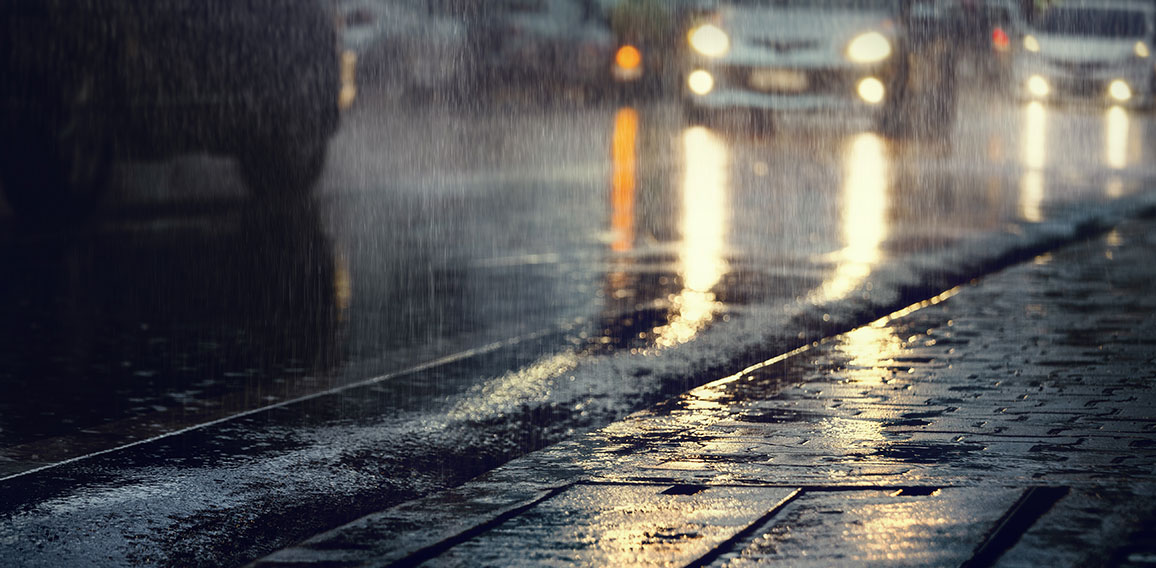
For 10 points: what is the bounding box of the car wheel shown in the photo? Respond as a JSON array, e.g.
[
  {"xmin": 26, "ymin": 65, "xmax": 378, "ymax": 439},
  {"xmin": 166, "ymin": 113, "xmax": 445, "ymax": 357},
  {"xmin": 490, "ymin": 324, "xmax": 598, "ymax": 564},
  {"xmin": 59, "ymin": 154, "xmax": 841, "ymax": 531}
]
[
  {"xmin": 0, "ymin": 92, "xmax": 111, "ymax": 223},
  {"xmin": 239, "ymin": 137, "xmax": 328, "ymax": 201}
]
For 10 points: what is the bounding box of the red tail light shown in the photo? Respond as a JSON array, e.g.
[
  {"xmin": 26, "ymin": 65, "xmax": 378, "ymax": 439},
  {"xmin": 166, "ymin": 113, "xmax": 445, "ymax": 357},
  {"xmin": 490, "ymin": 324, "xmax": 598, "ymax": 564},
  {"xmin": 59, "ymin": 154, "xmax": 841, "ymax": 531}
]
[{"xmin": 992, "ymin": 27, "xmax": 1010, "ymax": 51}]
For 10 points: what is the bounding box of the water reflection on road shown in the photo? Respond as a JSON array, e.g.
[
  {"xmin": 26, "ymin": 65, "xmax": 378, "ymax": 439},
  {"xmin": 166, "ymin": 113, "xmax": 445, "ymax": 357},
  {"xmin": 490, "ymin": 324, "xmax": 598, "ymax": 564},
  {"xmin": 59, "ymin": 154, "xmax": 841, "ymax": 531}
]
[
  {"xmin": 2, "ymin": 86, "xmax": 1156, "ymax": 483},
  {"xmin": 816, "ymin": 133, "xmax": 890, "ymax": 303},
  {"xmin": 651, "ymin": 127, "xmax": 730, "ymax": 349},
  {"xmin": 1020, "ymin": 102, "xmax": 1048, "ymax": 222},
  {"xmin": 0, "ymin": 204, "xmax": 348, "ymax": 470}
]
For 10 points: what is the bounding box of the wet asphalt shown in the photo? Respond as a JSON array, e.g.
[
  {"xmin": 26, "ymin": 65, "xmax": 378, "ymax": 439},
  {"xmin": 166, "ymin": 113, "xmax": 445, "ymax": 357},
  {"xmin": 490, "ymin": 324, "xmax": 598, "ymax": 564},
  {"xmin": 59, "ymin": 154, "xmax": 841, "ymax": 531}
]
[{"xmin": 2, "ymin": 75, "xmax": 1156, "ymax": 566}]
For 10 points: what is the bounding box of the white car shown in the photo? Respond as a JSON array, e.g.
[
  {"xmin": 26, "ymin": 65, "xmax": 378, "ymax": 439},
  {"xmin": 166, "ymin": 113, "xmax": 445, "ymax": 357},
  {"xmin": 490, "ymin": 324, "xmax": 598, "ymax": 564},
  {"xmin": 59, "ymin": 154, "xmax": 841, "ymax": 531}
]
[
  {"xmin": 337, "ymin": 0, "xmax": 468, "ymax": 94},
  {"xmin": 682, "ymin": 0, "xmax": 959, "ymax": 138},
  {"xmin": 1013, "ymin": 0, "xmax": 1156, "ymax": 108}
]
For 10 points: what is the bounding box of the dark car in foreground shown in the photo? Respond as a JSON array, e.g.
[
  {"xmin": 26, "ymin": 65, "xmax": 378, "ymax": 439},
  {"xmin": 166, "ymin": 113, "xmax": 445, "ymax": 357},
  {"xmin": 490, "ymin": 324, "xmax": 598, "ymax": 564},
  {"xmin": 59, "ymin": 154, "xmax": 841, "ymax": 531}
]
[{"xmin": 0, "ymin": 0, "xmax": 348, "ymax": 221}]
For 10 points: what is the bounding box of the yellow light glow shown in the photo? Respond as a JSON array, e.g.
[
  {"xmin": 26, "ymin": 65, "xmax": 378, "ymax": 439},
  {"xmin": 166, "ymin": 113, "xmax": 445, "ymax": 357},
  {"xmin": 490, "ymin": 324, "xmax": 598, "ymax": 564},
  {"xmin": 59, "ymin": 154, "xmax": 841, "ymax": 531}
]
[
  {"xmin": 688, "ymin": 24, "xmax": 730, "ymax": 58},
  {"xmin": 1109, "ymin": 79, "xmax": 1132, "ymax": 102},
  {"xmin": 335, "ymin": 252, "xmax": 352, "ymax": 315},
  {"xmin": 1020, "ymin": 170, "xmax": 1044, "ymax": 223},
  {"xmin": 1022, "ymin": 101, "xmax": 1047, "ymax": 170},
  {"xmin": 611, "ymin": 108, "xmax": 638, "ymax": 252},
  {"xmin": 1106, "ymin": 105, "xmax": 1129, "ymax": 170},
  {"xmin": 847, "ymin": 32, "xmax": 892, "ymax": 63},
  {"xmin": 1106, "ymin": 177, "xmax": 1124, "ymax": 198},
  {"xmin": 687, "ymin": 70, "xmax": 715, "ymax": 95},
  {"xmin": 1027, "ymin": 75, "xmax": 1049, "ymax": 98},
  {"xmin": 652, "ymin": 127, "xmax": 730, "ymax": 348},
  {"xmin": 615, "ymin": 45, "xmax": 642, "ymax": 71},
  {"xmin": 1136, "ymin": 41, "xmax": 1150, "ymax": 58},
  {"xmin": 1019, "ymin": 101, "xmax": 1047, "ymax": 222},
  {"xmin": 857, "ymin": 77, "xmax": 886, "ymax": 104},
  {"xmin": 815, "ymin": 133, "xmax": 890, "ymax": 302},
  {"xmin": 1024, "ymin": 34, "xmax": 1040, "ymax": 52},
  {"xmin": 339, "ymin": 50, "xmax": 358, "ymax": 111},
  {"xmin": 839, "ymin": 323, "xmax": 903, "ymax": 386}
]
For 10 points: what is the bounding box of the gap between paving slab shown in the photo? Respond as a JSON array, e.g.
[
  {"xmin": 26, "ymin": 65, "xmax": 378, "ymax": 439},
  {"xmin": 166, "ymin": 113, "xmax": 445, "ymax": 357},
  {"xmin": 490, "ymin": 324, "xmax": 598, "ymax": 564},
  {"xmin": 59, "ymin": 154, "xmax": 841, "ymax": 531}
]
[{"xmin": 253, "ymin": 210, "xmax": 1156, "ymax": 567}]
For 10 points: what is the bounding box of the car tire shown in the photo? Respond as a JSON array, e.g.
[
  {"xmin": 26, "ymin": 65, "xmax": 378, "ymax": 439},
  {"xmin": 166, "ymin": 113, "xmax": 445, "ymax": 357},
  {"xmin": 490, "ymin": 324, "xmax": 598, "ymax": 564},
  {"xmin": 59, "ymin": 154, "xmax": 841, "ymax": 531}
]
[
  {"xmin": 0, "ymin": 90, "xmax": 111, "ymax": 224},
  {"xmin": 239, "ymin": 137, "xmax": 328, "ymax": 201}
]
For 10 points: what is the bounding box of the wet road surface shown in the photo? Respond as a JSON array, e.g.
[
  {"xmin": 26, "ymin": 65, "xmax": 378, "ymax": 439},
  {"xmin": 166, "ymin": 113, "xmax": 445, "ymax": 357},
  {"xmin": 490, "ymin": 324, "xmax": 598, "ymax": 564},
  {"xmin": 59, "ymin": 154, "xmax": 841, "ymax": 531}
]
[
  {"xmin": 2, "ymin": 78, "xmax": 1156, "ymax": 565},
  {"xmin": 257, "ymin": 218, "xmax": 1156, "ymax": 568}
]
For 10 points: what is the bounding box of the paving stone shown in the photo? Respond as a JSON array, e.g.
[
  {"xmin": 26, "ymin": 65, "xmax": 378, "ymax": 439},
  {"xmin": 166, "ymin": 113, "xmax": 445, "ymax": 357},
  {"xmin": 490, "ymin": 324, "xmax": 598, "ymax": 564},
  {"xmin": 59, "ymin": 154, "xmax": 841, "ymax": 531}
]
[
  {"xmin": 712, "ymin": 488, "xmax": 1021, "ymax": 567},
  {"xmin": 255, "ymin": 220, "xmax": 1156, "ymax": 566},
  {"xmin": 423, "ymin": 485, "xmax": 798, "ymax": 568}
]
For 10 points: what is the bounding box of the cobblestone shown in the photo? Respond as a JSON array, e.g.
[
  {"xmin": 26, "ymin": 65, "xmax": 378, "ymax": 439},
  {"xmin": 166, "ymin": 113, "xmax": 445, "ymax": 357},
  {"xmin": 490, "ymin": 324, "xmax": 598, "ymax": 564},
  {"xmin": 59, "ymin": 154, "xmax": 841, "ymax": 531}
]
[{"xmin": 255, "ymin": 220, "xmax": 1156, "ymax": 566}]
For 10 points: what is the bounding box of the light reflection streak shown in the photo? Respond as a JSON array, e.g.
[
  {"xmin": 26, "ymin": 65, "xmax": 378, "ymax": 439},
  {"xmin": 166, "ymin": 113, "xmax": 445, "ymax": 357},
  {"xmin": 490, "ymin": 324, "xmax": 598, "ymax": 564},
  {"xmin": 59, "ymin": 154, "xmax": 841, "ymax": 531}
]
[
  {"xmin": 814, "ymin": 133, "xmax": 890, "ymax": 302},
  {"xmin": 1019, "ymin": 102, "xmax": 1047, "ymax": 222},
  {"xmin": 1020, "ymin": 170, "xmax": 1044, "ymax": 223},
  {"xmin": 334, "ymin": 252, "xmax": 352, "ymax": 318},
  {"xmin": 611, "ymin": 108, "xmax": 639, "ymax": 252},
  {"xmin": 1106, "ymin": 177, "xmax": 1124, "ymax": 199},
  {"xmin": 448, "ymin": 352, "xmax": 578, "ymax": 421},
  {"xmin": 839, "ymin": 323, "xmax": 903, "ymax": 386},
  {"xmin": 819, "ymin": 323, "xmax": 905, "ymax": 449},
  {"xmin": 652, "ymin": 127, "xmax": 730, "ymax": 348},
  {"xmin": 1105, "ymin": 105, "xmax": 1130, "ymax": 170},
  {"xmin": 1021, "ymin": 102, "xmax": 1047, "ymax": 170}
]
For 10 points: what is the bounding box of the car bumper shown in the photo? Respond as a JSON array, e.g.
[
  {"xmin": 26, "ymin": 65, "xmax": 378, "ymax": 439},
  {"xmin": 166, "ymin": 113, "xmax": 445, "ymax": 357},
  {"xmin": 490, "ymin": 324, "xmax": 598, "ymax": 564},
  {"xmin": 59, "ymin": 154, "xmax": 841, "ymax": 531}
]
[
  {"xmin": 685, "ymin": 88, "xmax": 887, "ymax": 115},
  {"xmin": 1014, "ymin": 62, "xmax": 1153, "ymax": 107},
  {"xmin": 682, "ymin": 62, "xmax": 898, "ymax": 115}
]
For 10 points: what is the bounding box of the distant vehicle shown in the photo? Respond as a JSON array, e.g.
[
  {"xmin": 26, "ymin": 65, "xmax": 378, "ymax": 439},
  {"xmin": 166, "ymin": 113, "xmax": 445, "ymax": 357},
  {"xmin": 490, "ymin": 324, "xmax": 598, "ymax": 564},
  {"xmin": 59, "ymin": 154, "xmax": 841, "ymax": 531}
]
[
  {"xmin": 473, "ymin": 0, "xmax": 616, "ymax": 96},
  {"xmin": 985, "ymin": 0, "xmax": 1029, "ymax": 85},
  {"xmin": 604, "ymin": 0, "xmax": 712, "ymax": 97},
  {"xmin": 0, "ymin": 0, "xmax": 348, "ymax": 221},
  {"xmin": 681, "ymin": 0, "xmax": 960, "ymax": 138},
  {"xmin": 337, "ymin": 0, "xmax": 468, "ymax": 96},
  {"xmin": 1012, "ymin": 0, "xmax": 1155, "ymax": 108}
]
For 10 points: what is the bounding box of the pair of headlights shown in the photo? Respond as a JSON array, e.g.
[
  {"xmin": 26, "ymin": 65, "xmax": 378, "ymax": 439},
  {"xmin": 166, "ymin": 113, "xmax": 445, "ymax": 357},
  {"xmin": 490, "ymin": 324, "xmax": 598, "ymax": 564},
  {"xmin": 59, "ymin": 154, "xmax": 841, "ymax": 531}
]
[{"xmin": 687, "ymin": 24, "xmax": 892, "ymax": 64}]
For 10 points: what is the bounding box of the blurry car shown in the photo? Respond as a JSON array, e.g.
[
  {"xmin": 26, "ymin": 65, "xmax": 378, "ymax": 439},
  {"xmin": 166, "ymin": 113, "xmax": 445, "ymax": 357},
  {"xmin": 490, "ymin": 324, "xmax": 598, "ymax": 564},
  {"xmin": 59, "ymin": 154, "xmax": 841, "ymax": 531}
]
[
  {"xmin": 605, "ymin": 0, "xmax": 711, "ymax": 97},
  {"xmin": 337, "ymin": 0, "xmax": 467, "ymax": 95},
  {"xmin": 985, "ymin": 0, "xmax": 1029, "ymax": 85},
  {"xmin": 1012, "ymin": 0, "xmax": 1155, "ymax": 108},
  {"xmin": 473, "ymin": 0, "xmax": 616, "ymax": 95},
  {"xmin": 681, "ymin": 0, "xmax": 960, "ymax": 138},
  {"xmin": 0, "ymin": 0, "xmax": 346, "ymax": 221}
]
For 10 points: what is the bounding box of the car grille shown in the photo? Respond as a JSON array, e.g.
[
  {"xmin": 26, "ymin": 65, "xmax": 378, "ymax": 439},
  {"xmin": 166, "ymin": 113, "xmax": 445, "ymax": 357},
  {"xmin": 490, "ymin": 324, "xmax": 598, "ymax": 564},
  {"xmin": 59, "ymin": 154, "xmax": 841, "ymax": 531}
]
[
  {"xmin": 745, "ymin": 38, "xmax": 822, "ymax": 54},
  {"xmin": 1052, "ymin": 76, "xmax": 1105, "ymax": 96},
  {"xmin": 1044, "ymin": 58, "xmax": 1118, "ymax": 74},
  {"xmin": 720, "ymin": 65, "xmax": 856, "ymax": 95}
]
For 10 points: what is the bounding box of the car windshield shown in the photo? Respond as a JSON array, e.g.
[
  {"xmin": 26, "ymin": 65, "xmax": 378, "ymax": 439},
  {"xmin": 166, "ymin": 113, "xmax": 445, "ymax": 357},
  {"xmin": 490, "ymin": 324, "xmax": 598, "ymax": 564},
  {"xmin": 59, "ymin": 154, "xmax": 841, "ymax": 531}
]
[{"xmin": 1034, "ymin": 8, "xmax": 1150, "ymax": 38}]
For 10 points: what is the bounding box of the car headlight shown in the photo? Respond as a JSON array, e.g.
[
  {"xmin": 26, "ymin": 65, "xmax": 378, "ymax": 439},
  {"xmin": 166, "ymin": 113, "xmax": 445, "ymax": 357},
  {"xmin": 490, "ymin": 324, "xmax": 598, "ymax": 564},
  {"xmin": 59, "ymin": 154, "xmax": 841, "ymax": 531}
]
[
  {"xmin": 1024, "ymin": 35, "xmax": 1040, "ymax": 53},
  {"xmin": 1109, "ymin": 80, "xmax": 1132, "ymax": 102},
  {"xmin": 846, "ymin": 32, "xmax": 892, "ymax": 64},
  {"xmin": 689, "ymin": 24, "xmax": 730, "ymax": 58},
  {"xmin": 1136, "ymin": 41, "xmax": 1150, "ymax": 58}
]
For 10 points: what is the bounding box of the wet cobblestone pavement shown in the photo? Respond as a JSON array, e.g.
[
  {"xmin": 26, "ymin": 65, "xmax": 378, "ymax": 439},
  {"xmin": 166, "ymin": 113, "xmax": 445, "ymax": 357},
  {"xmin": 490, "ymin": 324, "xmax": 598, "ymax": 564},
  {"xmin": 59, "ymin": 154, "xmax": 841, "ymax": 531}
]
[{"xmin": 257, "ymin": 218, "xmax": 1156, "ymax": 567}]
